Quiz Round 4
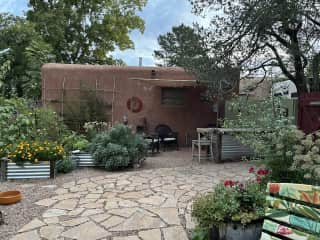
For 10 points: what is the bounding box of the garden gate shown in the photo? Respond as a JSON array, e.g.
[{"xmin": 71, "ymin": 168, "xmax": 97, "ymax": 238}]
[{"xmin": 298, "ymin": 92, "xmax": 320, "ymax": 134}]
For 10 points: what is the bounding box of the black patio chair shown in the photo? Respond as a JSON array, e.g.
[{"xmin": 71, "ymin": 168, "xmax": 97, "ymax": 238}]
[
  {"xmin": 155, "ymin": 124, "xmax": 179, "ymax": 151},
  {"xmin": 136, "ymin": 125, "xmax": 160, "ymax": 154}
]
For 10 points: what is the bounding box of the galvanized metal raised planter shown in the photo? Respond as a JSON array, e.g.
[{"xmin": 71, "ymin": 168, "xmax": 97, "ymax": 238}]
[
  {"xmin": 0, "ymin": 158, "xmax": 56, "ymax": 181},
  {"xmin": 70, "ymin": 151, "xmax": 96, "ymax": 167}
]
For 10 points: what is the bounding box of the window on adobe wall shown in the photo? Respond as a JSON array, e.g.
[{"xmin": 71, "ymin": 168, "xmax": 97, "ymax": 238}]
[{"xmin": 161, "ymin": 87, "xmax": 186, "ymax": 106}]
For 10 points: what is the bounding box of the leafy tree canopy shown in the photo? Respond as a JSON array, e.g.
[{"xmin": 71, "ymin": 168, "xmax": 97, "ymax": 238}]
[
  {"xmin": 190, "ymin": 0, "xmax": 320, "ymax": 93},
  {"xmin": 154, "ymin": 24, "xmax": 209, "ymax": 67},
  {"xmin": 0, "ymin": 13, "xmax": 54, "ymax": 98},
  {"xmin": 27, "ymin": 0, "xmax": 147, "ymax": 64}
]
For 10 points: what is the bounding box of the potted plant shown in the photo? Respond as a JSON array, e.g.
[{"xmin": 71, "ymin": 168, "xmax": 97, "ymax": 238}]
[{"xmin": 192, "ymin": 167, "xmax": 269, "ymax": 240}]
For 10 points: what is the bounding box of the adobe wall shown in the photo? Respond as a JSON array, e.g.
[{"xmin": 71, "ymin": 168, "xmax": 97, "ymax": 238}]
[{"xmin": 42, "ymin": 64, "xmax": 217, "ymax": 146}]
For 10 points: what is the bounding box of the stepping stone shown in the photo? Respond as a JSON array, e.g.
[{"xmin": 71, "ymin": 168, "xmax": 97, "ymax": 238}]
[
  {"xmin": 44, "ymin": 217, "xmax": 59, "ymax": 224},
  {"xmin": 61, "ymin": 221, "xmax": 111, "ymax": 240},
  {"xmin": 18, "ymin": 218, "xmax": 46, "ymax": 233},
  {"xmin": 81, "ymin": 209, "xmax": 104, "ymax": 217},
  {"xmin": 108, "ymin": 208, "xmax": 138, "ymax": 218},
  {"xmin": 139, "ymin": 229, "xmax": 161, "ymax": 240},
  {"xmin": 54, "ymin": 199, "xmax": 78, "ymax": 210},
  {"xmin": 11, "ymin": 230, "xmax": 40, "ymax": 240},
  {"xmin": 163, "ymin": 226, "xmax": 189, "ymax": 240},
  {"xmin": 43, "ymin": 209, "xmax": 68, "ymax": 218},
  {"xmin": 53, "ymin": 193, "xmax": 80, "ymax": 201},
  {"xmin": 113, "ymin": 236, "xmax": 140, "ymax": 240},
  {"xmin": 116, "ymin": 180, "xmax": 131, "ymax": 186},
  {"xmin": 55, "ymin": 188, "xmax": 69, "ymax": 195},
  {"xmin": 40, "ymin": 225, "xmax": 64, "ymax": 240},
  {"xmin": 85, "ymin": 193, "xmax": 101, "ymax": 199},
  {"xmin": 69, "ymin": 207, "xmax": 85, "ymax": 216},
  {"xmin": 61, "ymin": 217, "xmax": 89, "ymax": 227},
  {"xmin": 137, "ymin": 196, "xmax": 166, "ymax": 206},
  {"xmin": 147, "ymin": 208, "xmax": 180, "ymax": 225},
  {"xmin": 101, "ymin": 216, "xmax": 124, "ymax": 229},
  {"xmin": 81, "ymin": 202, "xmax": 104, "ymax": 209},
  {"xmin": 110, "ymin": 211, "xmax": 166, "ymax": 231},
  {"xmin": 35, "ymin": 198, "xmax": 58, "ymax": 207},
  {"xmin": 118, "ymin": 191, "xmax": 145, "ymax": 199},
  {"xmin": 118, "ymin": 200, "xmax": 139, "ymax": 208},
  {"xmin": 105, "ymin": 201, "xmax": 118, "ymax": 209},
  {"xmin": 90, "ymin": 213, "xmax": 111, "ymax": 223},
  {"xmin": 161, "ymin": 197, "xmax": 177, "ymax": 208}
]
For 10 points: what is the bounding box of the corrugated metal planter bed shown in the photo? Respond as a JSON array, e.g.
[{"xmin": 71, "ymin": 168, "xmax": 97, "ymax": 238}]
[
  {"xmin": 70, "ymin": 151, "xmax": 146, "ymax": 168},
  {"xmin": 0, "ymin": 159, "xmax": 56, "ymax": 181},
  {"xmin": 70, "ymin": 152, "xmax": 97, "ymax": 167}
]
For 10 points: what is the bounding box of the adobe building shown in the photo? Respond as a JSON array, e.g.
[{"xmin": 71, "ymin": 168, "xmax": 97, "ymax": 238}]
[{"xmin": 42, "ymin": 64, "xmax": 235, "ymax": 146}]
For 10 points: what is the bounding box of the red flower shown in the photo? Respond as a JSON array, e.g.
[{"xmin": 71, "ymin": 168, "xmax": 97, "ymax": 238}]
[
  {"xmin": 256, "ymin": 177, "xmax": 262, "ymax": 183},
  {"xmin": 257, "ymin": 169, "xmax": 269, "ymax": 175},
  {"xmin": 249, "ymin": 166, "xmax": 255, "ymax": 173},
  {"xmin": 224, "ymin": 180, "xmax": 236, "ymax": 187}
]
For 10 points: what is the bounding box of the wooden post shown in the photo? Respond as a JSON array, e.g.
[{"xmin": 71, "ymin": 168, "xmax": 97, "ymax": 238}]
[
  {"xmin": 214, "ymin": 132, "xmax": 222, "ymax": 163},
  {"xmin": 50, "ymin": 160, "xmax": 56, "ymax": 179},
  {"xmin": 0, "ymin": 158, "xmax": 8, "ymax": 181}
]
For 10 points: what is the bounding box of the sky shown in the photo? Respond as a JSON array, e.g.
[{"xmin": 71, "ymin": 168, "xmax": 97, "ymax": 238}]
[{"xmin": 0, "ymin": 0, "xmax": 209, "ymax": 66}]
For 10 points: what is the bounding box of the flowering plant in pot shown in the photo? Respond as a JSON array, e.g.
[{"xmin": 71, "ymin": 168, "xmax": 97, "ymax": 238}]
[{"xmin": 192, "ymin": 167, "xmax": 270, "ymax": 240}]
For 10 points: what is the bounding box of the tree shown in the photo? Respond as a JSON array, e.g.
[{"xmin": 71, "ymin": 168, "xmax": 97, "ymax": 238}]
[
  {"xmin": 155, "ymin": 24, "xmax": 239, "ymax": 110},
  {"xmin": 155, "ymin": 25, "xmax": 240, "ymax": 125},
  {"xmin": 154, "ymin": 24, "xmax": 209, "ymax": 67},
  {"xmin": 190, "ymin": 0, "xmax": 320, "ymax": 94},
  {"xmin": 0, "ymin": 13, "xmax": 54, "ymax": 98},
  {"xmin": 27, "ymin": 0, "xmax": 147, "ymax": 64}
]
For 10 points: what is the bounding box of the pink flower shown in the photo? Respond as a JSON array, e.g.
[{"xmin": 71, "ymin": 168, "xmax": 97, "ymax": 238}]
[
  {"xmin": 256, "ymin": 177, "xmax": 262, "ymax": 183},
  {"xmin": 277, "ymin": 226, "xmax": 292, "ymax": 235},
  {"xmin": 249, "ymin": 166, "xmax": 255, "ymax": 173}
]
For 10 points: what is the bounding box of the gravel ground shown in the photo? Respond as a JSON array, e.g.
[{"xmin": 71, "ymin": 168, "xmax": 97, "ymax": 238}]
[{"xmin": 0, "ymin": 148, "xmax": 203, "ymax": 239}]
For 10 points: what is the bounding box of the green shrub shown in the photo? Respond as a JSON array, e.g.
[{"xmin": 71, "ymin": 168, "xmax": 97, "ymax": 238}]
[
  {"xmin": 62, "ymin": 132, "xmax": 90, "ymax": 152},
  {"xmin": 90, "ymin": 124, "xmax": 148, "ymax": 170},
  {"xmin": 93, "ymin": 143, "xmax": 130, "ymax": 170},
  {"xmin": 224, "ymin": 96, "xmax": 307, "ymax": 183},
  {"xmin": 57, "ymin": 157, "xmax": 75, "ymax": 174}
]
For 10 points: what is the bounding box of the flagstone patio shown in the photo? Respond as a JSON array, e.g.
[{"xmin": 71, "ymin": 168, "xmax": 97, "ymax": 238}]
[{"xmin": 9, "ymin": 162, "xmax": 251, "ymax": 240}]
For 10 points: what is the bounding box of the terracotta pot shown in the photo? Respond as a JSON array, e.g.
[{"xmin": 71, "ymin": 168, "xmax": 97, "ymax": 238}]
[{"xmin": 0, "ymin": 191, "xmax": 22, "ymax": 205}]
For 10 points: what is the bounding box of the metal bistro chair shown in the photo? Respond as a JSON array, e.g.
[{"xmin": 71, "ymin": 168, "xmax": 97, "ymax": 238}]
[{"xmin": 192, "ymin": 130, "xmax": 214, "ymax": 163}]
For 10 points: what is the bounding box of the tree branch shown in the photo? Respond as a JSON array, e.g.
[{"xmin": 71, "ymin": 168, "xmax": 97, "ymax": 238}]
[{"xmin": 266, "ymin": 43, "xmax": 295, "ymax": 81}]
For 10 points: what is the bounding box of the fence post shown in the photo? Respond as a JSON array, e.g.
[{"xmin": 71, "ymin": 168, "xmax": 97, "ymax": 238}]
[
  {"xmin": 214, "ymin": 132, "xmax": 223, "ymax": 163},
  {"xmin": 50, "ymin": 160, "xmax": 56, "ymax": 179},
  {"xmin": 0, "ymin": 158, "xmax": 8, "ymax": 181}
]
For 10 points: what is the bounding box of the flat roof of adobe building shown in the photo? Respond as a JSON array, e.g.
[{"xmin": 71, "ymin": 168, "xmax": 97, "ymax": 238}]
[{"xmin": 42, "ymin": 63, "xmax": 193, "ymax": 77}]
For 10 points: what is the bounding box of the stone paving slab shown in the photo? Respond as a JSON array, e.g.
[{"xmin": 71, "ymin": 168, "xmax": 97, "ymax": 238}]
[{"xmin": 10, "ymin": 163, "xmax": 250, "ymax": 239}]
